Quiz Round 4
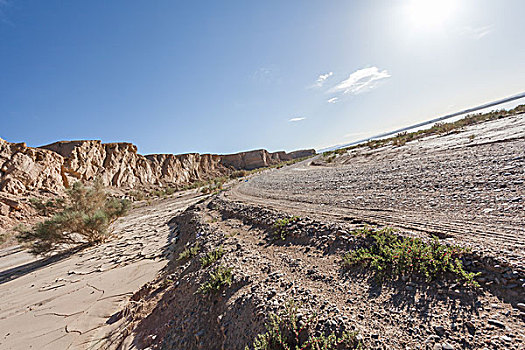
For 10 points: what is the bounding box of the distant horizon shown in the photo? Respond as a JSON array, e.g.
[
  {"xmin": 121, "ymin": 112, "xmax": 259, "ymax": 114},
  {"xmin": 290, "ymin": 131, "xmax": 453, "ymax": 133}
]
[
  {"xmin": 2, "ymin": 92, "xmax": 523, "ymax": 156},
  {"xmin": 1, "ymin": 1, "xmax": 524, "ymax": 155}
]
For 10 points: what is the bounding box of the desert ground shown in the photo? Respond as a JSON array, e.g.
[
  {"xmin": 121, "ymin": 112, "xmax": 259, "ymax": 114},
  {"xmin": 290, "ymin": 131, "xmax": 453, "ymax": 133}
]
[{"xmin": 0, "ymin": 113, "xmax": 523, "ymax": 349}]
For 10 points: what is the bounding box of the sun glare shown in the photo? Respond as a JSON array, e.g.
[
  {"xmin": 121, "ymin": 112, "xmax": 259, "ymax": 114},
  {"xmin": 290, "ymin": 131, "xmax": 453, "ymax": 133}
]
[{"xmin": 406, "ymin": 0, "xmax": 457, "ymax": 28}]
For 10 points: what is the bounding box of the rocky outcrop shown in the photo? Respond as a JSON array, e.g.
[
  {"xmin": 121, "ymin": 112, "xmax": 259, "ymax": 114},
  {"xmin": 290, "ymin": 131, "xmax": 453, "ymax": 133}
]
[
  {"xmin": 0, "ymin": 137, "xmax": 315, "ymax": 197},
  {"xmin": 0, "ymin": 139, "xmax": 65, "ymax": 195},
  {"xmin": 219, "ymin": 148, "xmax": 315, "ymax": 170}
]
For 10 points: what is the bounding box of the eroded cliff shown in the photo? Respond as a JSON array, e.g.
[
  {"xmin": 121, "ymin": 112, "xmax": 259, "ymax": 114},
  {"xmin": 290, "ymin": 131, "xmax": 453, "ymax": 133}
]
[{"xmin": 0, "ymin": 137, "xmax": 315, "ymax": 233}]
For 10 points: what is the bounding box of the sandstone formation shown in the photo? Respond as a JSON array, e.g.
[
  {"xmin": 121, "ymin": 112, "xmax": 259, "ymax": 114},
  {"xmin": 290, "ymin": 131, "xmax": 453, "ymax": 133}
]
[{"xmin": 0, "ymin": 137, "xmax": 315, "ymax": 232}]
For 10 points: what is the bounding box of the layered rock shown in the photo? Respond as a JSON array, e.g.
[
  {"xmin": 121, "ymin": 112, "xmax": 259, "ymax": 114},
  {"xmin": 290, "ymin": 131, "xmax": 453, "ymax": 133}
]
[
  {"xmin": 0, "ymin": 136, "xmax": 315, "ymax": 233},
  {"xmin": 0, "ymin": 137, "xmax": 315, "ymax": 195}
]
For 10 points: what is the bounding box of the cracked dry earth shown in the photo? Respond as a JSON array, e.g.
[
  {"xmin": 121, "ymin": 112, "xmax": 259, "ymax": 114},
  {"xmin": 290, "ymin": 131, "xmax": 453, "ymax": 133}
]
[{"xmin": 0, "ymin": 191, "xmax": 207, "ymax": 350}]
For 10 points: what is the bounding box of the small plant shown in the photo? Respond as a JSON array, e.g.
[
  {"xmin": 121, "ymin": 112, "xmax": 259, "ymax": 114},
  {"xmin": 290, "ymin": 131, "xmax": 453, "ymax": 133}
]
[
  {"xmin": 200, "ymin": 246, "xmax": 225, "ymax": 268},
  {"xmin": 342, "ymin": 227, "xmax": 479, "ymax": 286},
  {"xmin": 177, "ymin": 242, "xmax": 201, "ymax": 261},
  {"xmin": 272, "ymin": 216, "xmax": 300, "ymax": 241},
  {"xmin": 246, "ymin": 301, "xmax": 360, "ymax": 350},
  {"xmin": 196, "ymin": 265, "xmax": 233, "ymax": 294},
  {"xmin": 468, "ymin": 134, "xmax": 476, "ymax": 141},
  {"xmin": 230, "ymin": 170, "xmax": 248, "ymax": 178},
  {"xmin": 0, "ymin": 232, "xmax": 7, "ymax": 245},
  {"xmin": 128, "ymin": 190, "xmax": 146, "ymax": 201},
  {"xmin": 17, "ymin": 180, "xmax": 130, "ymax": 255}
]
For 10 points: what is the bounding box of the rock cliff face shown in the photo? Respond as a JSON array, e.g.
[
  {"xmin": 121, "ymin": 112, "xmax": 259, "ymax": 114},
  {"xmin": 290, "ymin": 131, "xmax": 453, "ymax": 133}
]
[
  {"xmin": 0, "ymin": 137, "xmax": 315, "ymax": 231},
  {"xmin": 0, "ymin": 138, "xmax": 315, "ymax": 195}
]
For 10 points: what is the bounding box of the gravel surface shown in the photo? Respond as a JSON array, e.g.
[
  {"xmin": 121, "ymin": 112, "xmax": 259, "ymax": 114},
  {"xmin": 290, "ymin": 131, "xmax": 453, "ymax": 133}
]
[{"xmin": 230, "ymin": 114, "xmax": 525, "ymax": 272}]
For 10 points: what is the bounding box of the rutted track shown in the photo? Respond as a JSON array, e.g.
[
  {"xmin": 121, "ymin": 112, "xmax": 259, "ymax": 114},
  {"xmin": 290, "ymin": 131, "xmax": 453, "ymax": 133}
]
[{"xmin": 228, "ymin": 114, "xmax": 525, "ymax": 269}]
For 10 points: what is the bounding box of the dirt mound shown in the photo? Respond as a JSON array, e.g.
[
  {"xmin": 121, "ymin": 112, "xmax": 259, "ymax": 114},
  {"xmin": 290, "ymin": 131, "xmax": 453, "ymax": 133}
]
[{"xmin": 103, "ymin": 196, "xmax": 524, "ymax": 349}]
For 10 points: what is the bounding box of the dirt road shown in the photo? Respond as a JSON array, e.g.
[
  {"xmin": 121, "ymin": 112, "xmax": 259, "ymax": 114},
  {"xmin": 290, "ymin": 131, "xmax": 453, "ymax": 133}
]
[
  {"xmin": 229, "ymin": 114, "xmax": 525, "ymax": 269},
  {"xmin": 0, "ymin": 192, "xmax": 206, "ymax": 350}
]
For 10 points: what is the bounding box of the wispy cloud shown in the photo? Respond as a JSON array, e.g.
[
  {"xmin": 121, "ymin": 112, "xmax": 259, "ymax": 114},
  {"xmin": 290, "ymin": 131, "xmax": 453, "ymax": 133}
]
[
  {"xmin": 330, "ymin": 67, "xmax": 391, "ymax": 95},
  {"xmin": 315, "ymin": 72, "xmax": 333, "ymax": 87},
  {"xmin": 289, "ymin": 117, "xmax": 306, "ymax": 122},
  {"xmin": 327, "ymin": 97, "xmax": 338, "ymax": 104},
  {"xmin": 460, "ymin": 25, "xmax": 493, "ymax": 39}
]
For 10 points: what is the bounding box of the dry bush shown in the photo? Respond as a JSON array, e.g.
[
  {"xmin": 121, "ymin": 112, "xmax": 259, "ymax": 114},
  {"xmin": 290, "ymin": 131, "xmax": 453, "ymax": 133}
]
[{"xmin": 16, "ymin": 180, "xmax": 130, "ymax": 255}]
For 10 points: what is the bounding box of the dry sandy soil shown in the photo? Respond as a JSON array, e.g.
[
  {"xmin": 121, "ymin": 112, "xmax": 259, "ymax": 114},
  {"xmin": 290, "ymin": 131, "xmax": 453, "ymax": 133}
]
[
  {"xmin": 0, "ymin": 191, "xmax": 207, "ymax": 350},
  {"xmin": 0, "ymin": 114, "xmax": 523, "ymax": 350}
]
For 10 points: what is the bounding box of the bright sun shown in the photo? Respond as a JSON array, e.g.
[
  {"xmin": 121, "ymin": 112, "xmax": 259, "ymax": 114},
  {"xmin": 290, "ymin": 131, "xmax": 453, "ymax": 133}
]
[{"xmin": 406, "ymin": 0, "xmax": 458, "ymax": 28}]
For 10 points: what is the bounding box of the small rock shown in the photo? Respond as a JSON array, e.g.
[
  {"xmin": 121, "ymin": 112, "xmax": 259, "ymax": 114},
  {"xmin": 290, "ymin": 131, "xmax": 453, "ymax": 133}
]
[
  {"xmin": 500, "ymin": 336, "xmax": 512, "ymax": 343},
  {"xmin": 487, "ymin": 319, "xmax": 505, "ymax": 328},
  {"xmin": 442, "ymin": 342, "xmax": 454, "ymax": 350},
  {"xmin": 434, "ymin": 325, "xmax": 446, "ymax": 337},
  {"xmin": 516, "ymin": 303, "xmax": 525, "ymax": 312}
]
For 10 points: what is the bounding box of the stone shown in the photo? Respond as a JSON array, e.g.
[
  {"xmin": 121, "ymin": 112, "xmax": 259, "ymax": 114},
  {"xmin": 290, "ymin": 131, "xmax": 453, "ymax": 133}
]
[
  {"xmin": 0, "ymin": 202, "xmax": 9, "ymax": 216},
  {"xmin": 487, "ymin": 319, "xmax": 505, "ymax": 328},
  {"xmin": 441, "ymin": 342, "xmax": 454, "ymax": 350},
  {"xmin": 434, "ymin": 325, "xmax": 446, "ymax": 336}
]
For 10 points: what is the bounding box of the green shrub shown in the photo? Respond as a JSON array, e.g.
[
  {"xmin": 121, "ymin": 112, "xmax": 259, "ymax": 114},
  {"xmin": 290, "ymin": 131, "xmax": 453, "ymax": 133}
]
[
  {"xmin": 272, "ymin": 216, "xmax": 299, "ymax": 241},
  {"xmin": 29, "ymin": 197, "xmax": 65, "ymax": 216},
  {"xmin": 177, "ymin": 242, "xmax": 201, "ymax": 261},
  {"xmin": 196, "ymin": 265, "xmax": 233, "ymax": 294},
  {"xmin": 246, "ymin": 302, "xmax": 360, "ymax": 350},
  {"xmin": 16, "ymin": 180, "xmax": 130, "ymax": 255},
  {"xmin": 200, "ymin": 246, "xmax": 225, "ymax": 268},
  {"xmin": 342, "ymin": 227, "xmax": 479, "ymax": 286}
]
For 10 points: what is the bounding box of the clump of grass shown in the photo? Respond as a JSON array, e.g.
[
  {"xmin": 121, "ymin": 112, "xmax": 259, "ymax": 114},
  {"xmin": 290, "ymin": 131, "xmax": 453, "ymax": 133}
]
[
  {"xmin": 128, "ymin": 190, "xmax": 146, "ymax": 201},
  {"xmin": 196, "ymin": 265, "xmax": 233, "ymax": 294},
  {"xmin": 326, "ymin": 154, "xmax": 336, "ymax": 163},
  {"xmin": 0, "ymin": 232, "xmax": 7, "ymax": 245},
  {"xmin": 200, "ymin": 246, "xmax": 225, "ymax": 268},
  {"xmin": 246, "ymin": 301, "xmax": 360, "ymax": 350},
  {"xmin": 230, "ymin": 170, "xmax": 248, "ymax": 178},
  {"xmin": 177, "ymin": 242, "xmax": 201, "ymax": 261},
  {"xmin": 17, "ymin": 180, "xmax": 130, "ymax": 255},
  {"xmin": 272, "ymin": 216, "xmax": 300, "ymax": 241},
  {"xmin": 342, "ymin": 227, "xmax": 479, "ymax": 286}
]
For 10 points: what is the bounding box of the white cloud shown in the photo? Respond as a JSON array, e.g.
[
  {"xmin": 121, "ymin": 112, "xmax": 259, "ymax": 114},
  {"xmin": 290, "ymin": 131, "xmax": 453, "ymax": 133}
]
[
  {"xmin": 315, "ymin": 72, "xmax": 333, "ymax": 87},
  {"xmin": 327, "ymin": 97, "xmax": 338, "ymax": 104},
  {"xmin": 289, "ymin": 117, "xmax": 306, "ymax": 122},
  {"xmin": 461, "ymin": 25, "xmax": 493, "ymax": 39},
  {"xmin": 330, "ymin": 67, "xmax": 391, "ymax": 95}
]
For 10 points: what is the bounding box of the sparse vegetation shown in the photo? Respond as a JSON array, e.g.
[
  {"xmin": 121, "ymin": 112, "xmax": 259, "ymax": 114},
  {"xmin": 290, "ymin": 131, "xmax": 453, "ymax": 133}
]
[
  {"xmin": 342, "ymin": 227, "xmax": 479, "ymax": 286},
  {"xmin": 128, "ymin": 189, "xmax": 147, "ymax": 201},
  {"xmin": 177, "ymin": 242, "xmax": 201, "ymax": 261},
  {"xmin": 196, "ymin": 265, "xmax": 233, "ymax": 294},
  {"xmin": 29, "ymin": 197, "xmax": 65, "ymax": 216},
  {"xmin": 16, "ymin": 180, "xmax": 130, "ymax": 255},
  {"xmin": 0, "ymin": 232, "xmax": 7, "ymax": 245},
  {"xmin": 200, "ymin": 245, "xmax": 225, "ymax": 268},
  {"xmin": 272, "ymin": 216, "xmax": 300, "ymax": 241},
  {"xmin": 326, "ymin": 104, "xmax": 525, "ymax": 154},
  {"xmin": 246, "ymin": 301, "xmax": 360, "ymax": 350}
]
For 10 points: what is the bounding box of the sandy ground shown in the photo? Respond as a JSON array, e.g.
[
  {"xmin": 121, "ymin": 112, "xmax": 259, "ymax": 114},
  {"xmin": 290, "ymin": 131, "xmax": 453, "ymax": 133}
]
[{"xmin": 0, "ymin": 192, "xmax": 206, "ymax": 350}]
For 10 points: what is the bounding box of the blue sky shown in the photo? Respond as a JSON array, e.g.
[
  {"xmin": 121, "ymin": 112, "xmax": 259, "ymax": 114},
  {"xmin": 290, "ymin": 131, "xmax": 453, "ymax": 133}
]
[{"xmin": 1, "ymin": 1, "xmax": 524, "ymax": 155}]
